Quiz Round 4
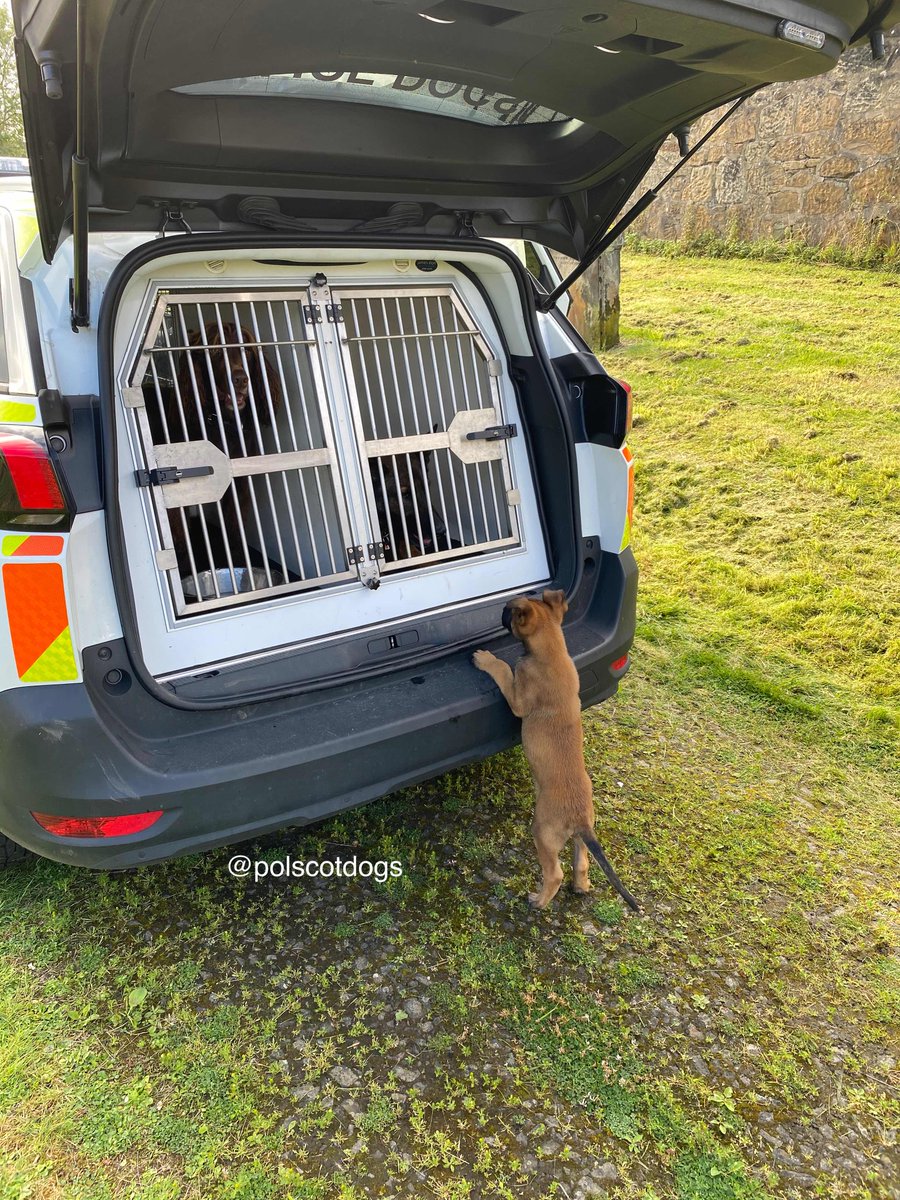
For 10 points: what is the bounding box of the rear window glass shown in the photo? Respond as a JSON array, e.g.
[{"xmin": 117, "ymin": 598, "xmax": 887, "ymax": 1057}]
[{"xmin": 175, "ymin": 73, "xmax": 575, "ymax": 127}]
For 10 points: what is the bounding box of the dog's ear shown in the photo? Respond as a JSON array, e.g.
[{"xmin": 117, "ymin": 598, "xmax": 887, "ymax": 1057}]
[
  {"xmin": 175, "ymin": 328, "xmax": 207, "ymax": 410},
  {"xmin": 249, "ymin": 346, "xmax": 283, "ymax": 424},
  {"xmin": 542, "ymin": 589, "xmax": 568, "ymax": 623},
  {"xmin": 205, "ymin": 321, "xmax": 225, "ymax": 348}
]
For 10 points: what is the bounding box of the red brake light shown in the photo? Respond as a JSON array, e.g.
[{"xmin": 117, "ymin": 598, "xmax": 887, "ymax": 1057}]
[
  {"xmin": 31, "ymin": 810, "xmax": 164, "ymax": 838},
  {"xmin": 0, "ymin": 429, "xmax": 70, "ymax": 530}
]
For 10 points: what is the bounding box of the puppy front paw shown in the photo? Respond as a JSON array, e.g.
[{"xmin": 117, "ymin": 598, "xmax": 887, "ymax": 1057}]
[
  {"xmin": 472, "ymin": 649, "xmax": 498, "ymax": 672},
  {"xmin": 527, "ymin": 892, "xmax": 548, "ymax": 910}
]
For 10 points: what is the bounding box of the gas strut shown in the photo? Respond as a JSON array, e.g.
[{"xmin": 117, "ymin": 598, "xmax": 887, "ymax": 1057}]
[
  {"xmin": 538, "ymin": 95, "xmax": 749, "ymax": 313},
  {"xmin": 70, "ymin": 0, "xmax": 90, "ymax": 330}
]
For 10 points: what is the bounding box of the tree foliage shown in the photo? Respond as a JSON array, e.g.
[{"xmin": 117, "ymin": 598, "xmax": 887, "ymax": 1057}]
[{"xmin": 0, "ymin": 7, "xmax": 26, "ymax": 157}]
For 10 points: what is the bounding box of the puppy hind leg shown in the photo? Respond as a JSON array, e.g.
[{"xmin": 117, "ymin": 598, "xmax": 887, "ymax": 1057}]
[
  {"xmin": 571, "ymin": 837, "xmax": 592, "ymax": 895},
  {"xmin": 528, "ymin": 825, "xmax": 566, "ymax": 911}
]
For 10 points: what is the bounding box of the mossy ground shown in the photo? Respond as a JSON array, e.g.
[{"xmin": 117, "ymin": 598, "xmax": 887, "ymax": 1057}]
[{"xmin": 1, "ymin": 254, "xmax": 897, "ymax": 1199}]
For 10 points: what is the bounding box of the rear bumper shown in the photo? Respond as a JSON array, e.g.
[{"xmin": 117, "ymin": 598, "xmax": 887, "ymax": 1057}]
[{"xmin": 0, "ymin": 549, "xmax": 637, "ymax": 869}]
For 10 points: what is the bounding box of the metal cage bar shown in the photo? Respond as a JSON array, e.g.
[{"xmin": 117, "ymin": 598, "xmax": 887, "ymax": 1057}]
[
  {"xmin": 336, "ymin": 286, "xmax": 520, "ymax": 571},
  {"xmin": 124, "ymin": 282, "xmax": 523, "ymax": 618}
]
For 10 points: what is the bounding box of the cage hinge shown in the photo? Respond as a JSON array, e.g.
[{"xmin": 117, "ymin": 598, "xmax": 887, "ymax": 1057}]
[
  {"xmin": 368, "ymin": 541, "xmax": 385, "ymax": 561},
  {"xmin": 326, "ymin": 303, "xmax": 344, "ymax": 324},
  {"xmin": 466, "ymin": 423, "xmax": 517, "ymax": 442},
  {"xmin": 346, "ymin": 544, "xmax": 365, "ymax": 566},
  {"xmin": 136, "ymin": 464, "xmax": 214, "ymax": 487},
  {"xmin": 303, "ymin": 303, "xmax": 323, "ymax": 325},
  {"xmin": 155, "ymin": 548, "xmax": 178, "ymax": 571},
  {"xmin": 122, "ymin": 385, "xmax": 145, "ymax": 408}
]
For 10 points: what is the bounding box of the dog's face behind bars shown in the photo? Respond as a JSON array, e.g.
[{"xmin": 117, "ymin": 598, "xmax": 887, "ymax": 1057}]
[
  {"xmin": 151, "ymin": 322, "xmax": 284, "ymax": 580},
  {"xmin": 370, "ymin": 451, "xmax": 450, "ymax": 560},
  {"xmin": 173, "ymin": 322, "xmax": 282, "ymax": 455}
]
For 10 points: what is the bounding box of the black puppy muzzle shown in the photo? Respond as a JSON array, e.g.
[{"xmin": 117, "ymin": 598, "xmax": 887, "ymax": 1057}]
[{"xmin": 501, "ymin": 604, "xmax": 514, "ymax": 633}]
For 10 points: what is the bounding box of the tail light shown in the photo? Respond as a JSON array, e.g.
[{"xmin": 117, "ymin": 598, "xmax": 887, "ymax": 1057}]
[
  {"xmin": 619, "ymin": 379, "xmax": 633, "ymax": 435},
  {"xmin": 31, "ymin": 810, "xmax": 164, "ymax": 838},
  {"xmin": 553, "ymin": 359, "xmax": 631, "ymax": 448},
  {"xmin": 0, "ymin": 428, "xmax": 70, "ymax": 530}
]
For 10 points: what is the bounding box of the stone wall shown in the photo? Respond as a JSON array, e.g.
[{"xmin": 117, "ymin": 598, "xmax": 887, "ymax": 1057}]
[{"xmin": 633, "ymin": 41, "xmax": 900, "ymax": 248}]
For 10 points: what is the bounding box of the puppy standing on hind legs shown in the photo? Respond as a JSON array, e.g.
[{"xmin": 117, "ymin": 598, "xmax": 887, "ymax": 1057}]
[{"xmin": 473, "ymin": 590, "xmax": 640, "ymax": 913}]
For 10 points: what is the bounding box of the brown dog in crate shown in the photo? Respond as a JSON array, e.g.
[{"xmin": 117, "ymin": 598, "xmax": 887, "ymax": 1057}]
[
  {"xmin": 148, "ymin": 321, "xmax": 283, "ymax": 579},
  {"xmin": 369, "ymin": 443, "xmax": 460, "ymax": 563}
]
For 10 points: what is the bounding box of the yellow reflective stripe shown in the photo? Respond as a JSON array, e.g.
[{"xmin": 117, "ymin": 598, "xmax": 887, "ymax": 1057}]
[
  {"xmin": 20, "ymin": 626, "xmax": 78, "ymax": 683},
  {"xmin": 0, "ymin": 400, "xmax": 37, "ymax": 422},
  {"xmin": 14, "ymin": 213, "xmax": 39, "ymax": 261},
  {"xmin": 1, "ymin": 535, "xmax": 28, "ymax": 556}
]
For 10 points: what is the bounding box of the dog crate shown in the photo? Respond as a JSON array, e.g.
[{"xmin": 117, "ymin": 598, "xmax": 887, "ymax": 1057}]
[{"xmin": 126, "ymin": 279, "xmax": 523, "ymax": 617}]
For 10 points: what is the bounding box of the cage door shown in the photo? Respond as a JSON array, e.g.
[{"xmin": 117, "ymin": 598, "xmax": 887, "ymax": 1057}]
[
  {"xmin": 127, "ymin": 290, "xmax": 358, "ymax": 615},
  {"xmin": 335, "ymin": 287, "xmax": 522, "ymax": 570}
]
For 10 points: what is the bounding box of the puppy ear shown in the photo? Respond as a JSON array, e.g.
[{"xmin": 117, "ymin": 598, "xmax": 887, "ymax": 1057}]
[{"xmin": 542, "ymin": 589, "xmax": 568, "ymax": 622}]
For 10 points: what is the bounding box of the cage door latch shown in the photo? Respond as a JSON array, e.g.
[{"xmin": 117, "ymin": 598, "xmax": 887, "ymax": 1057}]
[
  {"xmin": 465, "ymin": 423, "xmax": 517, "ymax": 442},
  {"xmin": 136, "ymin": 464, "xmax": 214, "ymax": 487}
]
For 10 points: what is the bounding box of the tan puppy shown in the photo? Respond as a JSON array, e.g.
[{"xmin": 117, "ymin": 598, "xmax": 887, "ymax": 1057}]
[{"xmin": 473, "ymin": 590, "xmax": 639, "ymax": 912}]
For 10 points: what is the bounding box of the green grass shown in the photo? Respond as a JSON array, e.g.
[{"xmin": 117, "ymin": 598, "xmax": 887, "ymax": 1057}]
[
  {"xmin": 627, "ymin": 228, "xmax": 900, "ymax": 272},
  {"xmin": 1, "ymin": 254, "xmax": 898, "ymax": 1199}
]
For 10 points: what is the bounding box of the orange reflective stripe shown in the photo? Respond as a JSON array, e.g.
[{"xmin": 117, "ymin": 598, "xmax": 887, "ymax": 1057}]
[
  {"xmin": 1, "ymin": 534, "xmax": 65, "ymax": 557},
  {"xmin": 620, "ymin": 445, "xmax": 634, "ymax": 551},
  {"xmin": 3, "ymin": 562, "xmax": 77, "ymax": 681}
]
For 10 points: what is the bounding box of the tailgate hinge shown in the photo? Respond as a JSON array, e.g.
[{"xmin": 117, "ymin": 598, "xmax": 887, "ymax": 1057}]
[{"xmin": 466, "ymin": 423, "xmax": 517, "ymax": 442}]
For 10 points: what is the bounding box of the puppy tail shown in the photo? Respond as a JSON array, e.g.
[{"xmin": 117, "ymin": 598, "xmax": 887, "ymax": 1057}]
[{"xmin": 578, "ymin": 830, "xmax": 640, "ymax": 912}]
